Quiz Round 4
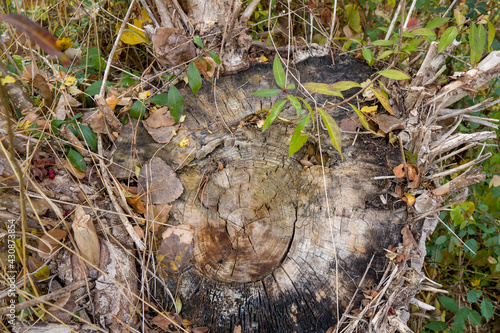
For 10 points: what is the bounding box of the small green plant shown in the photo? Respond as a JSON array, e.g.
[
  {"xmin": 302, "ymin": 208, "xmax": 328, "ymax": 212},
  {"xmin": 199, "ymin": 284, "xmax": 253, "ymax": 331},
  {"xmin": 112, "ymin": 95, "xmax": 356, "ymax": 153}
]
[{"xmin": 252, "ymin": 56, "xmax": 410, "ymax": 158}]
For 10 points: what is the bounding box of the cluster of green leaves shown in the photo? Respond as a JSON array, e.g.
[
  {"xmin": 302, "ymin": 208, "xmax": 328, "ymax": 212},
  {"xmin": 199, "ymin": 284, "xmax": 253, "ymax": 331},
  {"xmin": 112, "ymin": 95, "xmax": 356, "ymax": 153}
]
[
  {"xmin": 51, "ymin": 113, "xmax": 97, "ymax": 171},
  {"xmin": 139, "ymin": 35, "xmax": 221, "ymax": 122},
  {"xmin": 252, "ymin": 56, "xmax": 410, "ymax": 158}
]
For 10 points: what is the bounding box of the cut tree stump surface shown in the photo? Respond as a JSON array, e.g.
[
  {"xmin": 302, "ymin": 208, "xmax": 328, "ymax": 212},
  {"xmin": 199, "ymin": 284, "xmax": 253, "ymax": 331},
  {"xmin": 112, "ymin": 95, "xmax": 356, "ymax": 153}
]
[{"xmin": 111, "ymin": 56, "xmax": 407, "ymax": 332}]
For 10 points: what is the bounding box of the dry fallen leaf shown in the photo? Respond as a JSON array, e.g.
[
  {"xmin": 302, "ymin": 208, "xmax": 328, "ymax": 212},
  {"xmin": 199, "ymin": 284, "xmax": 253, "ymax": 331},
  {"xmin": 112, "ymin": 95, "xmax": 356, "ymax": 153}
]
[
  {"xmin": 138, "ymin": 158, "xmax": 183, "ymax": 205},
  {"xmin": 54, "ymin": 93, "xmax": 81, "ymax": 120},
  {"xmin": 195, "ymin": 57, "xmax": 216, "ymax": 79},
  {"xmin": 143, "ymin": 107, "xmax": 180, "ymax": 144},
  {"xmin": 37, "ymin": 229, "xmax": 67, "ymax": 259},
  {"xmin": 393, "ymin": 164, "xmax": 405, "ymax": 178},
  {"xmin": 72, "ymin": 205, "xmax": 100, "ymax": 266},
  {"xmin": 152, "ymin": 28, "xmax": 196, "ymax": 66},
  {"xmin": 402, "ymin": 193, "xmax": 416, "ymax": 206},
  {"xmin": 158, "ymin": 225, "xmax": 194, "ymax": 274}
]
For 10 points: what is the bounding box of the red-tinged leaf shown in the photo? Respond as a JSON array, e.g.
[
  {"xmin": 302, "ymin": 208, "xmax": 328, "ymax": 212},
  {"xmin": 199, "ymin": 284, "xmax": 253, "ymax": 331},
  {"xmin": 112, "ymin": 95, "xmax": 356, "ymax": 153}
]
[
  {"xmin": 370, "ymin": 87, "xmax": 395, "ymax": 115},
  {"xmin": 317, "ymin": 108, "xmax": 342, "ymax": 159},
  {"xmin": 0, "ymin": 14, "xmax": 69, "ymax": 65}
]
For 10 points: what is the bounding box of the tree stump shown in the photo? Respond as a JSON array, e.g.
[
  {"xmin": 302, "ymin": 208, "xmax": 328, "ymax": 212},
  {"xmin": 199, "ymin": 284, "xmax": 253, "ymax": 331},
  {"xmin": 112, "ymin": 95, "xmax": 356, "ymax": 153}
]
[{"xmin": 112, "ymin": 56, "xmax": 407, "ymax": 332}]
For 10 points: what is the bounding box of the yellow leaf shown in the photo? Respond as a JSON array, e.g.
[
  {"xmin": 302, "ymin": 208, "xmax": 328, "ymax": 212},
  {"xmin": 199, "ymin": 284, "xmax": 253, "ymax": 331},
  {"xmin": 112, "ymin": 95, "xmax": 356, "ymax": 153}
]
[
  {"xmin": 56, "ymin": 37, "xmax": 72, "ymax": 52},
  {"xmin": 179, "ymin": 138, "xmax": 190, "ymax": 147},
  {"xmin": 370, "ymin": 87, "xmax": 395, "ymax": 115},
  {"xmin": 64, "ymin": 76, "xmax": 77, "ymax": 86},
  {"xmin": 360, "ymin": 105, "xmax": 378, "ymax": 114},
  {"xmin": 1, "ymin": 75, "xmax": 16, "ymax": 85},
  {"xmin": 138, "ymin": 90, "xmax": 150, "ymax": 99},
  {"xmin": 471, "ymin": 279, "xmax": 481, "ymax": 288},
  {"xmin": 117, "ymin": 19, "xmax": 148, "ymax": 45}
]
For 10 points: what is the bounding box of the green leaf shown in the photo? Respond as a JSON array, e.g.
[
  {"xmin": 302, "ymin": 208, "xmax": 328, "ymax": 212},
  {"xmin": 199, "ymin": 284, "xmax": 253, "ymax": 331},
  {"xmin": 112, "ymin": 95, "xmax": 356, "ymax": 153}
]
[
  {"xmin": 67, "ymin": 148, "xmax": 86, "ymax": 172},
  {"xmin": 362, "ymin": 47, "xmax": 375, "ymax": 66},
  {"xmin": 251, "ymin": 89, "xmax": 282, "ymax": 97},
  {"xmin": 273, "ymin": 56, "xmax": 286, "ymax": 89},
  {"xmin": 168, "ymin": 86, "xmax": 184, "ymax": 122},
  {"xmin": 378, "ymin": 69, "xmax": 410, "ymax": 80},
  {"xmin": 480, "ymin": 299, "xmax": 494, "ymax": 320},
  {"xmin": 331, "ymin": 81, "xmax": 362, "ymax": 90},
  {"xmin": 377, "ymin": 50, "xmax": 394, "ymax": 60},
  {"xmin": 467, "ymin": 290, "xmax": 482, "ymax": 303},
  {"xmin": 51, "ymin": 119, "xmax": 65, "ymax": 130},
  {"xmin": 469, "ymin": 310, "xmax": 482, "ymax": 326},
  {"xmin": 303, "ymin": 82, "xmax": 343, "ymax": 98},
  {"xmin": 129, "ymin": 100, "xmax": 146, "ymax": 119},
  {"xmin": 452, "ymin": 307, "xmax": 469, "ymax": 332},
  {"xmin": 317, "ymin": 108, "xmax": 342, "ymax": 159},
  {"xmin": 438, "ymin": 296, "xmax": 459, "ymax": 312},
  {"xmin": 262, "ymin": 100, "xmax": 287, "ymax": 132},
  {"xmin": 150, "ymin": 93, "xmax": 169, "ymax": 106},
  {"xmin": 289, "ymin": 114, "xmax": 311, "ymax": 157},
  {"xmin": 193, "ymin": 35, "xmax": 203, "ymax": 48},
  {"xmin": 424, "ymin": 321, "xmax": 447, "ymax": 331},
  {"xmin": 78, "ymin": 124, "xmax": 97, "ymax": 152},
  {"xmin": 287, "ymin": 95, "xmax": 302, "ymax": 118},
  {"xmin": 470, "ymin": 23, "xmax": 486, "ymax": 66},
  {"xmin": 370, "ymin": 40, "xmax": 395, "ymax": 46},
  {"xmin": 286, "ymin": 83, "xmax": 296, "ymax": 90},
  {"xmin": 349, "ymin": 103, "xmax": 376, "ymax": 134},
  {"xmin": 187, "ymin": 62, "xmax": 202, "ymax": 95},
  {"xmin": 435, "ymin": 235, "xmax": 447, "ymax": 245},
  {"xmin": 207, "ymin": 51, "xmax": 221, "ymax": 64},
  {"xmin": 85, "ymin": 80, "xmax": 112, "ymax": 96},
  {"xmin": 438, "ymin": 26, "xmax": 458, "ymax": 53},
  {"xmin": 411, "ymin": 28, "xmax": 436, "ymax": 38},
  {"xmin": 426, "ymin": 17, "xmax": 449, "ymax": 30},
  {"xmin": 487, "ymin": 20, "xmax": 495, "ymax": 52}
]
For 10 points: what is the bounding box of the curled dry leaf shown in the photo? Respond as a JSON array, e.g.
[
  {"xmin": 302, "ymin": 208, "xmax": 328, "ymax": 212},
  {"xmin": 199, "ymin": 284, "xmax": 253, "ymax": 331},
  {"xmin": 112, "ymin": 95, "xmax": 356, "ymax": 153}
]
[
  {"xmin": 195, "ymin": 57, "xmax": 216, "ymax": 79},
  {"xmin": 393, "ymin": 164, "xmax": 405, "ymax": 178},
  {"xmin": 152, "ymin": 28, "xmax": 196, "ymax": 66},
  {"xmin": 158, "ymin": 225, "xmax": 194, "ymax": 274},
  {"xmin": 372, "ymin": 113, "xmax": 405, "ymax": 133},
  {"xmin": 72, "ymin": 206, "xmax": 100, "ymax": 266},
  {"xmin": 55, "ymin": 93, "xmax": 81, "ymax": 120},
  {"xmin": 105, "ymin": 95, "xmax": 121, "ymax": 110},
  {"xmin": 37, "ymin": 229, "xmax": 67, "ymax": 259},
  {"xmin": 142, "ymin": 108, "xmax": 180, "ymax": 144},
  {"xmin": 89, "ymin": 111, "xmax": 108, "ymax": 134},
  {"xmin": 33, "ymin": 73, "xmax": 54, "ymax": 106},
  {"xmin": 402, "ymin": 193, "xmax": 416, "ymax": 206}
]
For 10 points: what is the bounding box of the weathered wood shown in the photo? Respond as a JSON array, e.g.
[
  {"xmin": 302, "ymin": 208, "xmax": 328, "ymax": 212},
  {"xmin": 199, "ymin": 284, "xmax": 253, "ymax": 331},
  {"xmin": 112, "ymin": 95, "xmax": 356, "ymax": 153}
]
[{"xmin": 112, "ymin": 56, "xmax": 407, "ymax": 332}]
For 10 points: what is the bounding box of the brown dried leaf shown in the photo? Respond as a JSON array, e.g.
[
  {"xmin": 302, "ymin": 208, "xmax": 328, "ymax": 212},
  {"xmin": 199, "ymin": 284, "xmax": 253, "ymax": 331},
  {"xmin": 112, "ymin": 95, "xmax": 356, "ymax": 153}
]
[
  {"xmin": 72, "ymin": 206, "xmax": 100, "ymax": 266},
  {"xmin": 158, "ymin": 225, "xmax": 194, "ymax": 274},
  {"xmin": 407, "ymin": 164, "xmax": 419, "ymax": 181},
  {"xmin": 38, "ymin": 229, "xmax": 67, "ymax": 259},
  {"xmin": 138, "ymin": 158, "xmax": 183, "ymax": 205},
  {"xmin": 152, "ymin": 28, "xmax": 196, "ymax": 66},
  {"xmin": 47, "ymin": 292, "xmax": 75, "ymax": 323},
  {"xmin": 372, "ymin": 113, "xmax": 405, "ymax": 133},
  {"xmin": 55, "ymin": 93, "xmax": 81, "ymax": 120},
  {"xmin": 393, "ymin": 164, "xmax": 405, "ymax": 178},
  {"xmin": 146, "ymin": 204, "xmax": 172, "ymax": 233},
  {"xmin": 144, "ymin": 107, "xmax": 176, "ymax": 128},
  {"xmin": 195, "ymin": 57, "xmax": 216, "ymax": 79},
  {"xmin": 105, "ymin": 95, "xmax": 120, "ymax": 110},
  {"xmin": 125, "ymin": 194, "xmax": 146, "ymax": 214},
  {"xmin": 133, "ymin": 226, "xmax": 144, "ymax": 239},
  {"xmin": 33, "ymin": 73, "xmax": 54, "ymax": 106},
  {"xmin": 152, "ymin": 312, "xmax": 183, "ymax": 328},
  {"xmin": 89, "ymin": 111, "xmax": 108, "ymax": 134},
  {"xmin": 142, "ymin": 109, "xmax": 180, "ymax": 144}
]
